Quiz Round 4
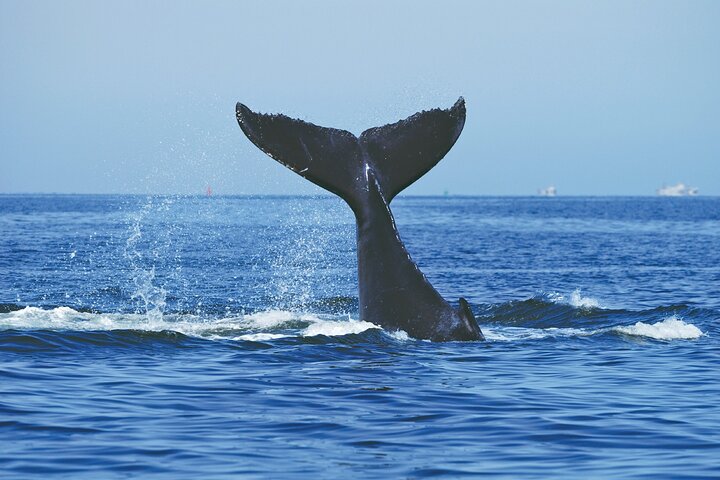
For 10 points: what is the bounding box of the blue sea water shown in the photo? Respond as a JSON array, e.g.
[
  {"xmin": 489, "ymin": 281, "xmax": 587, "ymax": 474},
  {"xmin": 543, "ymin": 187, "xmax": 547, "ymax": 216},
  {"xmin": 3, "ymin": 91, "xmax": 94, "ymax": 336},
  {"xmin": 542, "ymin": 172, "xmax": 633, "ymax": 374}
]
[{"xmin": 1, "ymin": 194, "xmax": 718, "ymax": 479}]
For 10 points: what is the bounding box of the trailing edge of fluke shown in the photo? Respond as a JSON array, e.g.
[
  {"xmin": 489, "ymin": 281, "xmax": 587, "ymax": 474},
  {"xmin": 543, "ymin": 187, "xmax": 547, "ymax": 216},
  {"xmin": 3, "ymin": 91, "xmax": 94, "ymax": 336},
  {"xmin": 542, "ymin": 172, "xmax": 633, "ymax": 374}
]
[{"xmin": 235, "ymin": 97, "xmax": 484, "ymax": 341}]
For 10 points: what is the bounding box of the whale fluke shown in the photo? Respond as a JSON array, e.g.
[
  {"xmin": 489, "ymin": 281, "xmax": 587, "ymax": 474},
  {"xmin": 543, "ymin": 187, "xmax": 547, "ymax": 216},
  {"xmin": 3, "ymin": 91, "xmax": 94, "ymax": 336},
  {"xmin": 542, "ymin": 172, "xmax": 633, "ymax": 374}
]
[
  {"xmin": 236, "ymin": 98, "xmax": 483, "ymax": 341},
  {"xmin": 359, "ymin": 97, "xmax": 466, "ymax": 202},
  {"xmin": 236, "ymin": 103, "xmax": 363, "ymax": 211}
]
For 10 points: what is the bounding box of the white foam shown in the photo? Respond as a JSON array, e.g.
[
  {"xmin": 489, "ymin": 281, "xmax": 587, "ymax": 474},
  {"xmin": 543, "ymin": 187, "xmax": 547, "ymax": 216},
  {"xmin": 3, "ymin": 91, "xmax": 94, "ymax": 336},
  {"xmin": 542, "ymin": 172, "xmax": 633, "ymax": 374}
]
[
  {"xmin": 0, "ymin": 306, "xmax": 377, "ymax": 341},
  {"xmin": 614, "ymin": 315, "xmax": 704, "ymax": 340},
  {"xmin": 548, "ymin": 288, "xmax": 601, "ymax": 309},
  {"xmin": 386, "ymin": 329, "xmax": 410, "ymax": 341},
  {"xmin": 241, "ymin": 309, "xmax": 306, "ymax": 329},
  {"xmin": 0, "ymin": 306, "xmax": 258, "ymax": 337},
  {"xmin": 302, "ymin": 319, "xmax": 378, "ymax": 337},
  {"xmin": 568, "ymin": 289, "xmax": 600, "ymax": 309},
  {"xmin": 235, "ymin": 333, "xmax": 289, "ymax": 341},
  {"xmin": 1, "ymin": 306, "xmax": 119, "ymax": 330},
  {"xmin": 2, "ymin": 306, "xmax": 705, "ymax": 344},
  {"xmin": 483, "ymin": 326, "xmax": 594, "ymax": 342},
  {"xmin": 487, "ymin": 315, "xmax": 705, "ymax": 342}
]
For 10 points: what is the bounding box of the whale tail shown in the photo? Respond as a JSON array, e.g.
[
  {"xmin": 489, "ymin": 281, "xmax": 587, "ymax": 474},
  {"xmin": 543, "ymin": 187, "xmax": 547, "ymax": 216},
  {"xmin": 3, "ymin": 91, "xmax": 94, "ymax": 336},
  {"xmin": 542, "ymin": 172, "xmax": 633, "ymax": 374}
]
[
  {"xmin": 236, "ymin": 98, "xmax": 482, "ymax": 341},
  {"xmin": 235, "ymin": 98, "xmax": 466, "ymax": 210},
  {"xmin": 458, "ymin": 297, "xmax": 485, "ymax": 341}
]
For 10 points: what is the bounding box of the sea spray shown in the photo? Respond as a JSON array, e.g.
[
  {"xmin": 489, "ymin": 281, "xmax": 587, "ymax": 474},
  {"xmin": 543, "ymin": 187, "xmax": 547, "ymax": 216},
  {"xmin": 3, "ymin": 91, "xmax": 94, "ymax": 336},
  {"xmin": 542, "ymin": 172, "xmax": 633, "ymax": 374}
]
[
  {"xmin": 265, "ymin": 197, "xmax": 354, "ymax": 312},
  {"xmin": 548, "ymin": 288, "xmax": 601, "ymax": 309},
  {"xmin": 124, "ymin": 198, "xmax": 169, "ymax": 323}
]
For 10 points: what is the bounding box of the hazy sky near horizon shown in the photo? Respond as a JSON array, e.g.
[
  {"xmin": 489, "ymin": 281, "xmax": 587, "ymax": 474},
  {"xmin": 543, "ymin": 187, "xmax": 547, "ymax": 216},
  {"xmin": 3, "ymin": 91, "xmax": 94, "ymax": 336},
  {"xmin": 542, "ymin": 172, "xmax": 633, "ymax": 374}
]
[{"xmin": 1, "ymin": 0, "xmax": 718, "ymax": 195}]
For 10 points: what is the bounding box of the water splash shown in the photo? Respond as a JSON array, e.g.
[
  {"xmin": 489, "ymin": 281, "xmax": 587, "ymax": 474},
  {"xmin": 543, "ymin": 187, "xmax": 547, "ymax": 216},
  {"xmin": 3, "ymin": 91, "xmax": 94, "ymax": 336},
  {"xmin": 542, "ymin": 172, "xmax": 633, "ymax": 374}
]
[
  {"xmin": 124, "ymin": 198, "xmax": 169, "ymax": 323},
  {"xmin": 265, "ymin": 198, "xmax": 353, "ymax": 311},
  {"xmin": 614, "ymin": 315, "xmax": 704, "ymax": 340},
  {"xmin": 386, "ymin": 329, "xmax": 411, "ymax": 341},
  {"xmin": 548, "ymin": 288, "xmax": 601, "ymax": 309}
]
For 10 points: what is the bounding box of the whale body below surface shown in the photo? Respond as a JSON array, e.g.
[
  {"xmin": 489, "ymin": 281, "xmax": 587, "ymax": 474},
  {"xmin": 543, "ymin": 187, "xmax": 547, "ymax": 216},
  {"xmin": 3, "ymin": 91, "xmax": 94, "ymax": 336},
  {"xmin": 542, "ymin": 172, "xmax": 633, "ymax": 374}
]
[{"xmin": 235, "ymin": 98, "xmax": 484, "ymax": 341}]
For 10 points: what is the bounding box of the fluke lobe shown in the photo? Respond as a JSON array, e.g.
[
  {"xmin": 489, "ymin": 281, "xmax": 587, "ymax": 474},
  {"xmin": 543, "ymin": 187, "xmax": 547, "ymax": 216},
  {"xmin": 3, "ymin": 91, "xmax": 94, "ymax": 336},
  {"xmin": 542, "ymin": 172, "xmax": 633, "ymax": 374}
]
[{"xmin": 235, "ymin": 98, "xmax": 484, "ymax": 341}]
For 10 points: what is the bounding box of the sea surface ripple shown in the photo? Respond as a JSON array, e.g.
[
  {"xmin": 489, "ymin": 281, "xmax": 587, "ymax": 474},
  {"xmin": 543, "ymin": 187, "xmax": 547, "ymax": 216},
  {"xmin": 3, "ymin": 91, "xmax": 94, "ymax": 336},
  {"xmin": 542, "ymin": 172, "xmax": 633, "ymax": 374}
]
[{"xmin": 1, "ymin": 195, "xmax": 718, "ymax": 478}]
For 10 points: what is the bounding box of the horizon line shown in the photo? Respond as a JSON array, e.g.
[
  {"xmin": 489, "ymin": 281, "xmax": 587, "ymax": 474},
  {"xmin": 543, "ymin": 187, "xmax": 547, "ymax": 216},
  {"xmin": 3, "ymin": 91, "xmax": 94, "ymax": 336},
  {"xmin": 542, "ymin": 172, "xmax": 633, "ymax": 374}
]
[{"xmin": 0, "ymin": 192, "xmax": 715, "ymax": 198}]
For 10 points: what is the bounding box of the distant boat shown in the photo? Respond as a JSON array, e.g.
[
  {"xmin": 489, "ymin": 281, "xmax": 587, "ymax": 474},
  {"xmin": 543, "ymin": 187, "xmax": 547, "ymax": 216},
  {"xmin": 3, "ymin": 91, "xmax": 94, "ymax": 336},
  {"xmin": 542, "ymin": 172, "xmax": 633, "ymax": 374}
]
[
  {"xmin": 656, "ymin": 183, "xmax": 698, "ymax": 196},
  {"xmin": 538, "ymin": 185, "xmax": 557, "ymax": 197}
]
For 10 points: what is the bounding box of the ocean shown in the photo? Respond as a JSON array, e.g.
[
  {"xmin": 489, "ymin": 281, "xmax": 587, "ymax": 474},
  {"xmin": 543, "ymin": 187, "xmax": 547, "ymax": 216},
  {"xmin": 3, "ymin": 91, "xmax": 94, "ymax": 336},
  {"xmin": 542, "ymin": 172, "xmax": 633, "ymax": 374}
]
[{"xmin": 1, "ymin": 194, "xmax": 718, "ymax": 478}]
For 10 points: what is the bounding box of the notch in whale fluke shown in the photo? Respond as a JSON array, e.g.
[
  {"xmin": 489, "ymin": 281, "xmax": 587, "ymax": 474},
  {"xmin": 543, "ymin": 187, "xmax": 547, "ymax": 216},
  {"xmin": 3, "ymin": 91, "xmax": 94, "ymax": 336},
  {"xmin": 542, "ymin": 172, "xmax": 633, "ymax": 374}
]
[{"xmin": 236, "ymin": 98, "xmax": 466, "ymax": 210}]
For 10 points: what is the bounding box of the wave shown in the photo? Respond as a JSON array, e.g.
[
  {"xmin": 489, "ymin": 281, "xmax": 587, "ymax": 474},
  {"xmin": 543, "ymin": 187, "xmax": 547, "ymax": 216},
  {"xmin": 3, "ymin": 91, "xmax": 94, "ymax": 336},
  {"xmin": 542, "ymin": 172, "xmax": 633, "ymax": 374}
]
[
  {"xmin": 484, "ymin": 315, "xmax": 705, "ymax": 342},
  {"xmin": 0, "ymin": 300, "xmax": 708, "ymax": 348},
  {"xmin": 481, "ymin": 291, "xmax": 612, "ymax": 330},
  {"xmin": 0, "ymin": 306, "xmax": 380, "ymax": 341}
]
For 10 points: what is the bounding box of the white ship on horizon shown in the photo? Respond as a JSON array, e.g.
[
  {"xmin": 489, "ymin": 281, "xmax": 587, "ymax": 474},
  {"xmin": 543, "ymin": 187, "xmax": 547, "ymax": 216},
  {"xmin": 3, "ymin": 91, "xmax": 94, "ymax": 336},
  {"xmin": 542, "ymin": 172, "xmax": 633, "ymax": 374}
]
[
  {"xmin": 656, "ymin": 183, "xmax": 699, "ymax": 196},
  {"xmin": 538, "ymin": 185, "xmax": 557, "ymax": 197}
]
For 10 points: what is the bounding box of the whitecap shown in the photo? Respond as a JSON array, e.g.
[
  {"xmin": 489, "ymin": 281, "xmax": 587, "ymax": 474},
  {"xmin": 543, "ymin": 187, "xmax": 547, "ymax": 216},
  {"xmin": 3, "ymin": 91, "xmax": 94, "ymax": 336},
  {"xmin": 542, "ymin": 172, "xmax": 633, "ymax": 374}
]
[
  {"xmin": 234, "ymin": 333, "xmax": 289, "ymax": 341},
  {"xmin": 568, "ymin": 289, "xmax": 600, "ymax": 309},
  {"xmin": 548, "ymin": 288, "xmax": 601, "ymax": 309},
  {"xmin": 302, "ymin": 319, "xmax": 378, "ymax": 337},
  {"xmin": 386, "ymin": 329, "xmax": 410, "ymax": 341},
  {"xmin": 614, "ymin": 315, "xmax": 704, "ymax": 340},
  {"xmin": 1, "ymin": 306, "xmax": 120, "ymax": 330},
  {"xmin": 483, "ymin": 326, "xmax": 595, "ymax": 342},
  {"xmin": 0, "ymin": 306, "xmax": 376, "ymax": 341}
]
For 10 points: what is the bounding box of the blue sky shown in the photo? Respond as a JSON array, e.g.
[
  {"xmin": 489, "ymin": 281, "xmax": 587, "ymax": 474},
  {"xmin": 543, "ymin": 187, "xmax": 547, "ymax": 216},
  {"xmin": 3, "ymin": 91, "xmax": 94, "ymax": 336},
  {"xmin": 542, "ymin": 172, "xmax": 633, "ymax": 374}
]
[{"xmin": 1, "ymin": 0, "xmax": 718, "ymax": 195}]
